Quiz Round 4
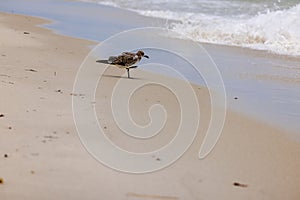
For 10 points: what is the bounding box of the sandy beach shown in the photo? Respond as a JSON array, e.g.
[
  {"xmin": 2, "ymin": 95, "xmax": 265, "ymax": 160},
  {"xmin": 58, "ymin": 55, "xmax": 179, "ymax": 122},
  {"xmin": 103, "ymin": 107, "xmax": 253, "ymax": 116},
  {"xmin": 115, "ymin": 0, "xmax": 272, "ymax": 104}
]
[{"xmin": 1, "ymin": 11, "xmax": 300, "ymax": 200}]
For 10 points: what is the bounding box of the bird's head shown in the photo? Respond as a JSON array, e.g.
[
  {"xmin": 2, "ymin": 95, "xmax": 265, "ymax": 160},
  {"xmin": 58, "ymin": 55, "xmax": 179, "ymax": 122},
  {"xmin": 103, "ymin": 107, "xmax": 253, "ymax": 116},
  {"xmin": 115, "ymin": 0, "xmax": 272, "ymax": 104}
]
[{"xmin": 137, "ymin": 50, "xmax": 149, "ymax": 59}]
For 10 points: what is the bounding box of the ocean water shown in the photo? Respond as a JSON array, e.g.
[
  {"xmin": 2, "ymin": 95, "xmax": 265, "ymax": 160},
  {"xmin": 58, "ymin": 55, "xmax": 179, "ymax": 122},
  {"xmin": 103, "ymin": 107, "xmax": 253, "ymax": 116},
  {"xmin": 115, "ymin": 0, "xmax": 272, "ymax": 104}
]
[{"xmin": 81, "ymin": 0, "xmax": 300, "ymax": 56}]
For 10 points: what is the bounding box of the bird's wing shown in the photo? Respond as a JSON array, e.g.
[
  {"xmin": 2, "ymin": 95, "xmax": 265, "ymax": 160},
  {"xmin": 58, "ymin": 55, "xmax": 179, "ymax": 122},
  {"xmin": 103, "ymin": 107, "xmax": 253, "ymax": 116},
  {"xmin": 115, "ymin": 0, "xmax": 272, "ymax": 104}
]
[
  {"xmin": 111, "ymin": 55, "xmax": 125, "ymax": 65},
  {"xmin": 122, "ymin": 52, "xmax": 135, "ymax": 56},
  {"xmin": 111, "ymin": 54, "xmax": 136, "ymax": 66},
  {"xmin": 108, "ymin": 56, "xmax": 117, "ymax": 64}
]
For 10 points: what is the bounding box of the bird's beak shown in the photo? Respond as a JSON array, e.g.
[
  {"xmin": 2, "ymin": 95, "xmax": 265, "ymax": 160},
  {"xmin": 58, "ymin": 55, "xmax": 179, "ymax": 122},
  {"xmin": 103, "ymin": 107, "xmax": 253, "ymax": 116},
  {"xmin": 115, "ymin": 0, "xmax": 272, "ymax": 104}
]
[{"xmin": 144, "ymin": 55, "xmax": 149, "ymax": 59}]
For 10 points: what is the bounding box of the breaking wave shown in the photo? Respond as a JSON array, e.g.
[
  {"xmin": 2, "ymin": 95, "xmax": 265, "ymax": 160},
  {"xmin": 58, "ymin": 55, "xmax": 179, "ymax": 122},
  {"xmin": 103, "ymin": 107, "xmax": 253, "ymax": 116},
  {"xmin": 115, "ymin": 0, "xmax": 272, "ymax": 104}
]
[
  {"xmin": 138, "ymin": 4, "xmax": 300, "ymax": 56},
  {"xmin": 82, "ymin": 0, "xmax": 300, "ymax": 56}
]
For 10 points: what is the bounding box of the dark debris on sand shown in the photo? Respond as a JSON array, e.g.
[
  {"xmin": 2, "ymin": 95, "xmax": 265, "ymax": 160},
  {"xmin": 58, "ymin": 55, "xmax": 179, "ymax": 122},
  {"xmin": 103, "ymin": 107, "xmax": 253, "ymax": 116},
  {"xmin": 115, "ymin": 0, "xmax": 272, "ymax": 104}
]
[
  {"xmin": 233, "ymin": 182, "xmax": 248, "ymax": 188},
  {"xmin": 25, "ymin": 68, "xmax": 37, "ymax": 72}
]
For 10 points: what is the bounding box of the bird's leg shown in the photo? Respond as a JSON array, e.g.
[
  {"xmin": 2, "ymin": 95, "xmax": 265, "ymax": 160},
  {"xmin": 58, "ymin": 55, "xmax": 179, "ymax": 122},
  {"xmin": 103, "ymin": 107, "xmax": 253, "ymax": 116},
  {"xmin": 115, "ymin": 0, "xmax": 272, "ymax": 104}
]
[{"xmin": 126, "ymin": 68, "xmax": 130, "ymax": 78}]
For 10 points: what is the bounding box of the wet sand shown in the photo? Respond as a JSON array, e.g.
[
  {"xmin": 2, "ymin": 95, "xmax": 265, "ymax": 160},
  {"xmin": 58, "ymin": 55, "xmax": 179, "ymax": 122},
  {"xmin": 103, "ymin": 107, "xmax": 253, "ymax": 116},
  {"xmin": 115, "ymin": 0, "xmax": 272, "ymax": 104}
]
[{"xmin": 0, "ymin": 12, "xmax": 300, "ymax": 200}]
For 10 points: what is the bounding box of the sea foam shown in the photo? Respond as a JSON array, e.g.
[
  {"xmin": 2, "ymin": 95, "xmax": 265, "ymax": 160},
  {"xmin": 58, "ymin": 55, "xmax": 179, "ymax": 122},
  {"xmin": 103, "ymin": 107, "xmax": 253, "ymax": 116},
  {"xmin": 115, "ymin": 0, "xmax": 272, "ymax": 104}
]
[
  {"xmin": 82, "ymin": 0, "xmax": 300, "ymax": 56},
  {"xmin": 138, "ymin": 4, "xmax": 300, "ymax": 56}
]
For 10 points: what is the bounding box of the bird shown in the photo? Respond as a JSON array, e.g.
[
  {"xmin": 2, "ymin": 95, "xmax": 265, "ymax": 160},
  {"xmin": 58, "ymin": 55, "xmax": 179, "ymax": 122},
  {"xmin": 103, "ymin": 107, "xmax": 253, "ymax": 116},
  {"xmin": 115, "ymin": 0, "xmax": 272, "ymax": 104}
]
[{"xmin": 108, "ymin": 50, "xmax": 149, "ymax": 78}]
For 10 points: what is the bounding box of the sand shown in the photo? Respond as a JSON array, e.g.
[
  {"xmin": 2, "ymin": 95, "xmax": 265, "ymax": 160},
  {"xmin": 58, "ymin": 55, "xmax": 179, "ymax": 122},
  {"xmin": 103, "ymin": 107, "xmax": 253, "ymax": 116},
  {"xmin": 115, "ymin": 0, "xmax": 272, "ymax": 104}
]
[{"xmin": 0, "ymin": 12, "xmax": 300, "ymax": 200}]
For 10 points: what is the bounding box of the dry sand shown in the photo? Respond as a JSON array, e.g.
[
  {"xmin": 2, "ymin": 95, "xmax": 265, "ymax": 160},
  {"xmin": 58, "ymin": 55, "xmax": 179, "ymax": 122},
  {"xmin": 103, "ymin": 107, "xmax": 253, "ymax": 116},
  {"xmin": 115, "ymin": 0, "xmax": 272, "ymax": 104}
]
[{"xmin": 0, "ymin": 12, "xmax": 300, "ymax": 200}]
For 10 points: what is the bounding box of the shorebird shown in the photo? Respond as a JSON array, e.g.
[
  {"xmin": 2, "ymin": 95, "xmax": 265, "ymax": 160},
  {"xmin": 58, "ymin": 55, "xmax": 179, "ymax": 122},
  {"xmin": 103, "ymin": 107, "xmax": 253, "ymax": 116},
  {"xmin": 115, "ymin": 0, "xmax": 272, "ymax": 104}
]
[{"xmin": 108, "ymin": 50, "xmax": 149, "ymax": 78}]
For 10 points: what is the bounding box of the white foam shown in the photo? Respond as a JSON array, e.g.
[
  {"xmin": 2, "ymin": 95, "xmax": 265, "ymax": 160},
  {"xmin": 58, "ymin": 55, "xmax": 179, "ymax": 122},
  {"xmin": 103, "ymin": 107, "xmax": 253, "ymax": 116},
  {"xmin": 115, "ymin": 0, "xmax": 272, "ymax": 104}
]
[
  {"xmin": 79, "ymin": 0, "xmax": 119, "ymax": 8},
  {"xmin": 138, "ymin": 4, "xmax": 300, "ymax": 56},
  {"xmin": 78, "ymin": 0, "xmax": 300, "ymax": 56}
]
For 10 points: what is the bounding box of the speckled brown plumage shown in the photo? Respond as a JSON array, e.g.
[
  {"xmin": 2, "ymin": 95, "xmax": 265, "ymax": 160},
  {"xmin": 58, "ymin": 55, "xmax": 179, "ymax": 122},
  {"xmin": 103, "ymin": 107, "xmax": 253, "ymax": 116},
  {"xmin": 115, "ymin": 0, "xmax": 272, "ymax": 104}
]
[{"xmin": 108, "ymin": 50, "xmax": 149, "ymax": 78}]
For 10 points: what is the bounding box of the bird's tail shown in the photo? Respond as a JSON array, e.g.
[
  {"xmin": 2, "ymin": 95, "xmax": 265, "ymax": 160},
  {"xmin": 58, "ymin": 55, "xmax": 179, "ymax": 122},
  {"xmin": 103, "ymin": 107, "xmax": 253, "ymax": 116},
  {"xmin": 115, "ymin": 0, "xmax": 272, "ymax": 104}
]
[{"xmin": 108, "ymin": 56, "xmax": 117, "ymax": 64}]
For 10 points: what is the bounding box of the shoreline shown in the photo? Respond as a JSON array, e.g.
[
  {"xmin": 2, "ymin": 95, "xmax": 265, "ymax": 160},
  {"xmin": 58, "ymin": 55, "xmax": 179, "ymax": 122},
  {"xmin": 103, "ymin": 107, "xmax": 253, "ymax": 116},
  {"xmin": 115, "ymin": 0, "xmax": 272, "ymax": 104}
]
[
  {"xmin": 1, "ymin": 0, "xmax": 299, "ymax": 134},
  {"xmin": 1, "ymin": 11, "xmax": 300, "ymax": 200}
]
